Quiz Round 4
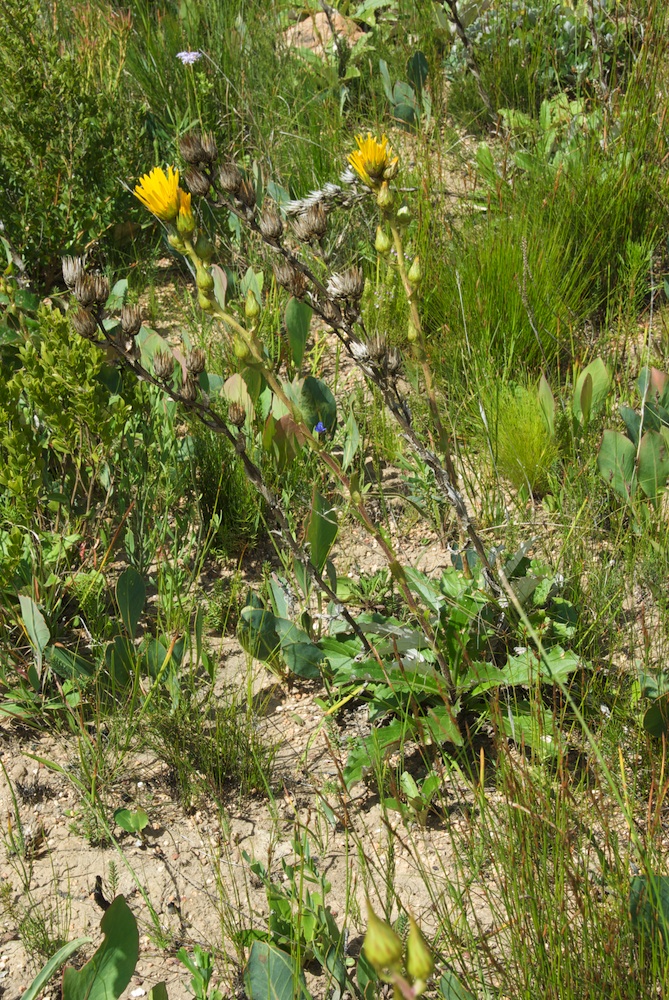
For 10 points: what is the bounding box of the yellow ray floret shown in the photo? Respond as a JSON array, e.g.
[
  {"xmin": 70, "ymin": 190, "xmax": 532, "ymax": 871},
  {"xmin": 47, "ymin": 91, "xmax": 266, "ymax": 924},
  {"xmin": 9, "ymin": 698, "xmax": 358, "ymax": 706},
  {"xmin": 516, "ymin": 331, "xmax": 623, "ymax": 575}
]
[
  {"xmin": 134, "ymin": 166, "xmax": 185, "ymax": 221},
  {"xmin": 348, "ymin": 133, "xmax": 399, "ymax": 188}
]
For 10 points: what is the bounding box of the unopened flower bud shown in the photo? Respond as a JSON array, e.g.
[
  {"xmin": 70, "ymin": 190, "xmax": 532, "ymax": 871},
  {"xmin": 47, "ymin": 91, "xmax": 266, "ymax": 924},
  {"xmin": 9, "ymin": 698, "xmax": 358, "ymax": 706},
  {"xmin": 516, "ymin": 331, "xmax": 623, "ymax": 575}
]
[
  {"xmin": 70, "ymin": 307, "xmax": 97, "ymax": 340},
  {"xmin": 181, "ymin": 375, "xmax": 199, "ymax": 402},
  {"xmin": 407, "ymin": 256, "xmax": 421, "ymax": 286},
  {"xmin": 406, "ymin": 915, "xmax": 434, "ymax": 988},
  {"xmin": 396, "ymin": 204, "xmax": 411, "ymax": 226},
  {"xmin": 153, "ymin": 349, "xmax": 175, "ymax": 380},
  {"xmin": 185, "ymin": 167, "xmax": 210, "ymax": 198},
  {"xmin": 62, "ymin": 255, "xmax": 86, "ymax": 289},
  {"xmin": 383, "ymin": 159, "xmax": 399, "ymax": 181},
  {"xmin": 258, "ymin": 206, "xmax": 284, "ymax": 243},
  {"xmin": 121, "ymin": 304, "xmax": 142, "ymax": 337},
  {"xmin": 185, "ymin": 346, "xmax": 206, "ymax": 375},
  {"xmin": 407, "ymin": 318, "xmax": 419, "ymax": 343},
  {"xmin": 198, "ymin": 290, "xmax": 214, "ymax": 311},
  {"xmin": 93, "ymin": 274, "xmax": 110, "ymax": 305},
  {"xmin": 375, "ymin": 226, "xmax": 392, "ymax": 254},
  {"xmin": 376, "ymin": 182, "xmax": 393, "ymax": 210},
  {"xmin": 228, "ymin": 401, "xmax": 246, "ymax": 428},
  {"xmin": 245, "ymin": 289, "xmax": 260, "ymax": 319},
  {"xmin": 363, "ymin": 900, "xmax": 403, "ymax": 974},
  {"xmin": 73, "ymin": 274, "xmax": 97, "ymax": 308},
  {"xmin": 168, "ymin": 233, "xmax": 186, "ymax": 253},
  {"xmin": 193, "ymin": 234, "xmax": 215, "ymax": 262},
  {"xmin": 218, "ymin": 162, "xmax": 242, "ymax": 195},
  {"xmin": 233, "ymin": 335, "xmax": 250, "ymax": 360},
  {"xmin": 196, "ymin": 263, "xmax": 214, "ymax": 292}
]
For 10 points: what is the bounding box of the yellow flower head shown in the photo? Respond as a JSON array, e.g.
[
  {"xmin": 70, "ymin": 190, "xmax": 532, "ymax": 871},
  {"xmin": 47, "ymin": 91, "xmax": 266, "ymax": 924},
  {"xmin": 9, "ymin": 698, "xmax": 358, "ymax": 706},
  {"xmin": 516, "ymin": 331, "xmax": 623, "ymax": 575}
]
[
  {"xmin": 348, "ymin": 133, "xmax": 399, "ymax": 189},
  {"xmin": 176, "ymin": 189, "xmax": 196, "ymax": 237},
  {"xmin": 134, "ymin": 166, "xmax": 184, "ymax": 221}
]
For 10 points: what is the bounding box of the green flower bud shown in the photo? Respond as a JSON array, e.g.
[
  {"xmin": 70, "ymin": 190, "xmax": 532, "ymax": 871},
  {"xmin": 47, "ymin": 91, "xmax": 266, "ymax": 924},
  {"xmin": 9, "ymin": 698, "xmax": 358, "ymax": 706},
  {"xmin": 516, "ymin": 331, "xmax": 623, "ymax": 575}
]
[
  {"xmin": 168, "ymin": 233, "xmax": 186, "ymax": 253},
  {"xmin": 407, "ymin": 319, "xmax": 419, "ymax": 343},
  {"xmin": 363, "ymin": 900, "xmax": 403, "ymax": 974},
  {"xmin": 407, "ymin": 257, "xmax": 421, "ymax": 286},
  {"xmin": 245, "ymin": 288, "xmax": 260, "ymax": 320},
  {"xmin": 396, "ymin": 204, "xmax": 411, "ymax": 227},
  {"xmin": 376, "ymin": 181, "xmax": 394, "ymax": 210},
  {"xmin": 375, "ymin": 226, "xmax": 393, "ymax": 254},
  {"xmin": 233, "ymin": 335, "xmax": 250, "ymax": 360},
  {"xmin": 194, "ymin": 234, "xmax": 215, "ymax": 262},
  {"xmin": 198, "ymin": 290, "xmax": 213, "ymax": 311},
  {"xmin": 406, "ymin": 916, "xmax": 434, "ymax": 987},
  {"xmin": 196, "ymin": 263, "xmax": 214, "ymax": 292}
]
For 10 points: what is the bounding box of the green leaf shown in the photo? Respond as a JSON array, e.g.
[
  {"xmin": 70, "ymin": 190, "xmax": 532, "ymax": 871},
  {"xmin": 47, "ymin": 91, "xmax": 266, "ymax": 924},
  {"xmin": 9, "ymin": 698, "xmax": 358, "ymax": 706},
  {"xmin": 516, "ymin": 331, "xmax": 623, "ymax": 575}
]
[
  {"xmin": 113, "ymin": 807, "xmax": 149, "ymax": 834},
  {"xmin": 20, "ymin": 937, "xmax": 92, "ymax": 1000},
  {"xmin": 297, "ymin": 376, "xmax": 337, "ymax": 434},
  {"xmin": 116, "ymin": 567, "xmax": 145, "ymax": 639},
  {"xmin": 498, "ymin": 700, "xmax": 558, "ymax": 756},
  {"xmin": 630, "ymin": 875, "xmax": 669, "ymax": 948},
  {"xmin": 643, "ymin": 694, "xmax": 669, "ymax": 738},
  {"xmin": 238, "ymin": 605, "xmax": 282, "ymax": 667},
  {"xmin": 284, "ymin": 297, "xmax": 312, "ymax": 368},
  {"xmin": 620, "ymin": 404, "xmax": 641, "ymax": 446},
  {"xmin": 342, "ymin": 409, "xmax": 360, "ymax": 471},
  {"xmin": 306, "ymin": 489, "xmax": 338, "ymax": 574},
  {"xmin": 243, "ymin": 941, "xmax": 307, "ymax": 1000},
  {"xmin": 105, "ymin": 279, "xmax": 128, "ymax": 312},
  {"xmin": 406, "ymin": 51, "xmax": 429, "ymax": 94},
  {"xmin": 439, "ymin": 970, "xmax": 476, "ymax": 1000},
  {"xmin": 62, "ymin": 895, "xmax": 139, "ymax": 1000},
  {"xmin": 19, "ymin": 595, "xmax": 50, "ymax": 674},
  {"xmin": 211, "ymin": 264, "xmax": 228, "ymax": 309},
  {"xmin": 538, "ymin": 374, "xmax": 555, "ymax": 437},
  {"xmin": 573, "ymin": 358, "xmax": 610, "ymax": 426},
  {"xmin": 637, "ymin": 430, "xmax": 669, "ymax": 501},
  {"xmin": 597, "ymin": 429, "xmax": 636, "ymax": 501},
  {"xmin": 147, "ymin": 984, "xmax": 169, "ymax": 1000}
]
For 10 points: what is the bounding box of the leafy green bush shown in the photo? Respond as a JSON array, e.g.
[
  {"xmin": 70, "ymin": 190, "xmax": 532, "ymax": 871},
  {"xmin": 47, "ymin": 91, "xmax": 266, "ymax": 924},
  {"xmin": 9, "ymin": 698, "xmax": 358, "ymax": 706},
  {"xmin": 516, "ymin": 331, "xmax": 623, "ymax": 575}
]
[
  {"xmin": 0, "ymin": 0, "xmax": 149, "ymax": 284},
  {"xmin": 494, "ymin": 384, "xmax": 558, "ymax": 497}
]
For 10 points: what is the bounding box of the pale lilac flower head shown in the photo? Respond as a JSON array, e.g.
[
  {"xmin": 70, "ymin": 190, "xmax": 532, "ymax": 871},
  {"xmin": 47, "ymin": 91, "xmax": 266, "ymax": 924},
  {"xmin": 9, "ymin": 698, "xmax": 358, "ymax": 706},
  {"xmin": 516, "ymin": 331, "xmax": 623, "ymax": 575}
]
[{"xmin": 176, "ymin": 50, "xmax": 202, "ymax": 65}]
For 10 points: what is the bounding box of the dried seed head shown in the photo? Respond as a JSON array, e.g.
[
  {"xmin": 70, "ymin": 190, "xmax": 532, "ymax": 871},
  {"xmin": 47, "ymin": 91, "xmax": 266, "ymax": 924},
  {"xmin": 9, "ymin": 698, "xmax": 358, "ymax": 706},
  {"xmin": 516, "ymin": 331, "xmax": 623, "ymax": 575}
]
[
  {"xmin": 218, "ymin": 162, "xmax": 242, "ymax": 195},
  {"xmin": 73, "ymin": 274, "xmax": 97, "ymax": 308},
  {"xmin": 62, "ymin": 255, "xmax": 86, "ymax": 289},
  {"xmin": 293, "ymin": 203, "xmax": 327, "ymax": 242},
  {"xmin": 153, "ymin": 349, "xmax": 175, "ymax": 381},
  {"xmin": 349, "ymin": 339, "xmax": 369, "ymax": 362},
  {"xmin": 185, "ymin": 346, "xmax": 206, "ymax": 375},
  {"xmin": 123, "ymin": 337, "xmax": 140, "ymax": 361},
  {"xmin": 200, "ymin": 132, "xmax": 218, "ymax": 163},
  {"xmin": 237, "ymin": 178, "xmax": 256, "ymax": 210},
  {"xmin": 181, "ymin": 375, "xmax": 199, "ymax": 402},
  {"xmin": 368, "ymin": 333, "xmax": 387, "ymax": 362},
  {"xmin": 185, "ymin": 166, "xmax": 211, "ymax": 197},
  {"xmin": 179, "ymin": 131, "xmax": 206, "ymax": 164},
  {"xmin": 273, "ymin": 260, "xmax": 307, "ymax": 298},
  {"xmin": 121, "ymin": 304, "xmax": 142, "ymax": 337},
  {"xmin": 70, "ymin": 307, "xmax": 97, "ymax": 340},
  {"xmin": 387, "ymin": 347, "xmax": 402, "ymax": 375},
  {"xmin": 326, "ymin": 266, "xmax": 364, "ymax": 302},
  {"xmin": 319, "ymin": 298, "xmax": 342, "ymax": 325},
  {"xmin": 258, "ymin": 205, "xmax": 284, "ymax": 243},
  {"xmin": 228, "ymin": 401, "xmax": 246, "ymax": 428},
  {"xmin": 93, "ymin": 274, "xmax": 110, "ymax": 305}
]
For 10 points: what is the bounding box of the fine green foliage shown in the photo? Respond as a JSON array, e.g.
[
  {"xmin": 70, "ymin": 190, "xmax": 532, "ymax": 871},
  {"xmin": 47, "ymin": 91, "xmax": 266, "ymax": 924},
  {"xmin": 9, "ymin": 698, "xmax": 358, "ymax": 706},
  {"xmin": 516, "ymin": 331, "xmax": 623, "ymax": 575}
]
[{"xmin": 493, "ymin": 384, "xmax": 558, "ymax": 497}]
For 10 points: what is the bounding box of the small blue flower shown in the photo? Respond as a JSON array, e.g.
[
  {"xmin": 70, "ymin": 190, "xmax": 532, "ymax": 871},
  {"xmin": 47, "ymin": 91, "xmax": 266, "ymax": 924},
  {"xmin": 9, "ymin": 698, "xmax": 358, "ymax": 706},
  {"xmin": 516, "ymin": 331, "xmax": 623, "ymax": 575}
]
[
  {"xmin": 176, "ymin": 50, "xmax": 202, "ymax": 65},
  {"xmin": 314, "ymin": 421, "xmax": 327, "ymax": 435}
]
